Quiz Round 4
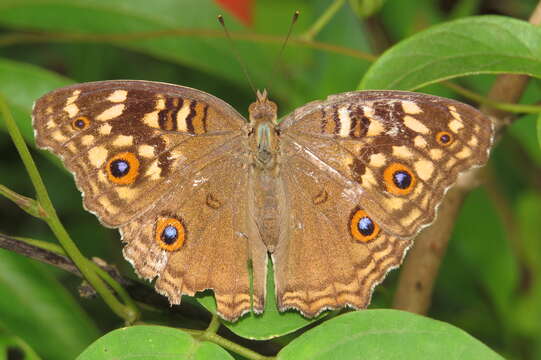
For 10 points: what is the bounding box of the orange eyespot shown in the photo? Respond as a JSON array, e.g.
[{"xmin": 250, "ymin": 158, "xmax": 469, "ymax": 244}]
[
  {"xmin": 106, "ymin": 152, "xmax": 140, "ymax": 185},
  {"xmin": 383, "ymin": 163, "xmax": 416, "ymax": 196},
  {"xmin": 71, "ymin": 116, "xmax": 90, "ymax": 130},
  {"xmin": 436, "ymin": 131, "xmax": 454, "ymax": 146},
  {"xmin": 350, "ymin": 208, "xmax": 380, "ymax": 243},
  {"xmin": 155, "ymin": 216, "xmax": 186, "ymax": 251}
]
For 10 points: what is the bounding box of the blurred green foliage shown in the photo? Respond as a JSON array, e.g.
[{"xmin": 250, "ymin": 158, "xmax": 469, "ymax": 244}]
[{"xmin": 0, "ymin": 0, "xmax": 540, "ymax": 359}]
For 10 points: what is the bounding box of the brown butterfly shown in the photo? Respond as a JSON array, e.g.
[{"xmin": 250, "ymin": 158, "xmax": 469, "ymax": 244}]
[{"xmin": 32, "ymin": 80, "xmax": 493, "ymax": 321}]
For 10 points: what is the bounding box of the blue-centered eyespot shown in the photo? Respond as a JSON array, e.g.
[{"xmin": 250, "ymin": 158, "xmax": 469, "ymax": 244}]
[
  {"xmin": 71, "ymin": 116, "xmax": 90, "ymax": 130},
  {"xmin": 106, "ymin": 152, "xmax": 140, "ymax": 185},
  {"xmin": 383, "ymin": 163, "xmax": 416, "ymax": 196},
  {"xmin": 155, "ymin": 216, "xmax": 186, "ymax": 251},
  {"xmin": 350, "ymin": 208, "xmax": 380, "ymax": 242}
]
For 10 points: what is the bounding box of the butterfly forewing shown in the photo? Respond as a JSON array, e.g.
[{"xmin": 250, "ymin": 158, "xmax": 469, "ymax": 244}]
[
  {"xmin": 33, "ymin": 80, "xmax": 246, "ymax": 226},
  {"xmin": 279, "ymin": 91, "xmax": 493, "ymax": 237}
]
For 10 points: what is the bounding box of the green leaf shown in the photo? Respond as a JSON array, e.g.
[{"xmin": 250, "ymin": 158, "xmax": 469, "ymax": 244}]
[
  {"xmin": 77, "ymin": 326, "xmax": 234, "ymax": 360},
  {"xmin": 0, "ymin": 328, "xmax": 42, "ymax": 360},
  {"xmin": 451, "ymin": 189, "xmax": 517, "ymax": 318},
  {"xmin": 277, "ymin": 310, "xmax": 504, "ymax": 360},
  {"xmin": 0, "ymin": 57, "xmax": 72, "ymax": 144},
  {"xmin": 349, "ymin": 0, "xmax": 387, "ymax": 18},
  {"xmin": 0, "ymin": 250, "xmax": 99, "ymax": 360},
  {"xmin": 360, "ymin": 15, "xmax": 541, "ymax": 90},
  {"xmin": 511, "ymin": 192, "xmax": 541, "ymax": 336},
  {"xmin": 508, "ymin": 114, "xmax": 541, "ymax": 166},
  {"xmin": 0, "ymin": 0, "xmax": 317, "ymax": 107}
]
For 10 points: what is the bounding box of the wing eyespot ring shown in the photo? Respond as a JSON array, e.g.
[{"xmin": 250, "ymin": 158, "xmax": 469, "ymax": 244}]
[
  {"xmin": 106, "ymin": 152, "xmax": 140, "ymax": 185},
  {"xmin": 155, "ymin": 216, "xmax": 186, "ymax": 251},
  {"xmin": 71, "ymin": 116, "xmax": 91, "ymax": 130},
  {"xmin": 350, "ymin": 208, "xmax": 380, "ymax": 243},
  {"xmin": 436, "ymin": 131, "xmax": 454, "ymax": 146},
  {"xmin": 383, "ymin": 163, "xmax": 416, "ymax": 196}
]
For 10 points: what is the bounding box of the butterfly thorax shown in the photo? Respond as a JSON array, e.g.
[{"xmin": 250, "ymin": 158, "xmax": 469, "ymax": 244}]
[{"xmin": 249, "ymin": 89, "xmax": 279, "ymax": 170}]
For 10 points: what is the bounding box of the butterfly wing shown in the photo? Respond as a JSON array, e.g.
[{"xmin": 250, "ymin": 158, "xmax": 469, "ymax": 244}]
[
  {"xmin": 274, "ymin": 91, "xmax": 493, "ymax": 315},
  {"xmin": 33, "ymin": 80, "xmax": 267, "ymax": 321}
]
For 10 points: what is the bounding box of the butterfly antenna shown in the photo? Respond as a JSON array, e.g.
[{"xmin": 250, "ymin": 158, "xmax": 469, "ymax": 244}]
[
  {"xmin": 218, "ymin": 15, "xmax": 257, "ymax": 97},
  {"xmin": 272, "ymin": 10, "xmax": 300, "ymax": 74},
  {"xmin": 269, "ymin": 10, "xmax": 300, "ymax": 91}
]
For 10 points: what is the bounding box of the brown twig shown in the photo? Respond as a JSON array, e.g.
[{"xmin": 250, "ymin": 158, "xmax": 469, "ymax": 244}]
[{"xmin": 392, "ymin": 1, "xmax": 541, "ymax": 314}]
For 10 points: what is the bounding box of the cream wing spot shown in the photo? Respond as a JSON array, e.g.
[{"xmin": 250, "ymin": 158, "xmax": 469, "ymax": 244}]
[
  {"xmin": 468, "ymin": 136, "xmax": 478, "ymax": 147},
  {"xmin": 366, "ymin": 119, "xmax": 384, "ymax": 136},
  {"xmin": 369, "ymin": 153, "xmax": 386, "ymax": 167},
  {"xmin": 429, "ymin": 148, "xmax": 444, "ymax": 160},
  {"xmin": 107, "ymin": 90, "xmax": 128, "ymax": 103},
  {"xmin": 88, "ymin": 146, "xmax": 108, "ymax": 168},
  {"xmin": 402, "ymin": 208, "xmax": 422, "ymax": 226},
  {"xmin": 51, "ymin": 130, "xmax": 68, "ymax": 142},
  {"xmin": 401, "ymin": 101, "xmax": 423, "ymax": 115},
  {"xmin": 449, "ymin": 119, "xmax": 464, "ymax": 133},
  {"xmin": 385, "ymin": 197, "xmax": 405, "ymax": 210},
  {"xmin": 98, "ymin": 195, "xmax": 119, "ymax": 214},
  {"xmin": 112, "ymin": 135, "xmax": 134, "ymax": 147},
  {"xmin": 156, "ymin": 95, "xmax": 166, "ymax": 110},
  {"xmin": 66, "ymin": 90, "xmax": 81, "ymax": 104},
  {"xmin": 138, "ymin": 145, "xmax": 155, "ymax": 158},
  {"xmin": 67, "ymin": 143, "xmax": 77, "ymax": 153},
  {"xmin": 414, "ymin": 135, "xmax": 427, "ymax": 148},
  {"xmin": 404, "ymin": 115, "xmax": 429, "ymax": 134},
  {"xmin": 337, "ymin": 106, "xmax": 352, "ymax": 137},
  {"xmin": 455, "ymin": 146, "xmax": 472, "ymax": 159},
  {"xmin": 414, "ymin": 160, "xmax": 434, "ymax": 181},
  {"xmin": 98, "ymin": 170, "xmax": 108, "ymax": 183},
  {"xmin": 446, "ymin": 157, "xmax": 458, "ymax": 168},
  {"xmin": 176, "ymin": 100, "xmax": 191, "ymax": 131},
  {"xmin": 81, "ymin": 135, "xmax": 95, "ymax": 146},
  {"xmin": 143, "ymin": 111, "xmax": 160, "ymax": 128},
  {"xmin": 362, "ymin": 105, "xmax": 375, "ymax": 117},
  {"xmin": 392, "ymin": 145, "xmax": 414, "ymax": 159},
  {"xmin": 64, "ymin": 103, "xmax": 79, "ymax": 117},
  {"xmin": 116, "ymin": 186, "xmax": 139, "ymax": 201},
  {"xmin": 145, "ymin": 160, "xmax": 161, "ymax": 180},
  {"xmin": 360, "ymin": 168, "xmax": 377, "ymax": 187},
  {"xmin": 99, "ymin": 124, "xmax": 112, "ymax": 135},
  {"xmin": 420, "ymin": 194, "xmax": 430, "ymax": 208},
  {"xmin": 96, "ymin": 104, "xmax": 125, "ymax": 121},
  {"xmin": 46, "ymin": 119, "xmax": 56, "ymax": 129}
]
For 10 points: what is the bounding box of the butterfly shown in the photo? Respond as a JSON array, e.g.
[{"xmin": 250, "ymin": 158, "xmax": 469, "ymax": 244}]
[{"xmin": 32, "ymin": 80, "xmax": 493, "ymax": 321}]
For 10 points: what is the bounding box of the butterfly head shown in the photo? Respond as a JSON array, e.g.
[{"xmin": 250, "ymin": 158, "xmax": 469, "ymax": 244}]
[
  {"xmin": 249, "ymin": 89, "xmax": 279, "ymax": 168},
  {"xmin": 249, "ymin": 89, "xmax": 278, "ymax": 125}
]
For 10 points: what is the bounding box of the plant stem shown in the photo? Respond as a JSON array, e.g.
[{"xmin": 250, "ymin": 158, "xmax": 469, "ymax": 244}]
[
  {"xmin": 444, "ymin": 81, "xmax": 541, "ymax": 114},
  {"xmin": 0, "ymin": 28, "xmax": 375, "ymax": 61},
  {"xmin": 204, "ymin": 314, "xmax": 221, "ymax": 335},
  {"xmin": 0, "ymin": 95, "xmax": 139, "ymax": 324},
  {"xmin": 197, "ymin": 330, "xmax": 275, "ymax": 360},
  {"xmin": 0, "ymin": 184, "xmax": 45, "ymax": 218},
  {"xmin": 301, "ymin": 0, "xmax": 346, "ymax": 41}
]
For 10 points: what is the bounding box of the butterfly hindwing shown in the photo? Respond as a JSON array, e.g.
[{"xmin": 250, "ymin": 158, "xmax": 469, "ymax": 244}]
[{"xmin": 273, "ymin": 150, "xmax": 411, "ymax": 316}]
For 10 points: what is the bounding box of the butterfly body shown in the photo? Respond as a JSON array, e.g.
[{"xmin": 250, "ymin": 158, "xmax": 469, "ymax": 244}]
[{"xmin": 32, "ymin": 80, "xmax": 493, "ymax": 321}]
